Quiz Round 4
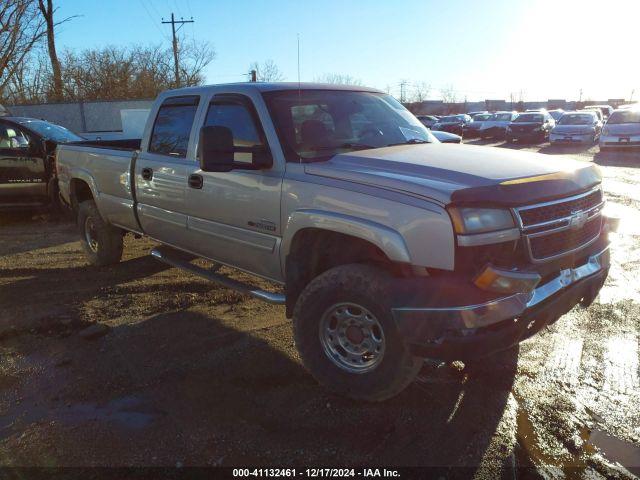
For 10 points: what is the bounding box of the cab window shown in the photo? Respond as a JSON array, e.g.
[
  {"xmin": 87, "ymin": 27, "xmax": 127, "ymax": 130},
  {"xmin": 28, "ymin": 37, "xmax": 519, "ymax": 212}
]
[
  {"xmin": 148, "ymin": 96, "xmax": 200, "ymax": 157},
  {"xmin": 0, "ymin": 124, "xmax": 31, "ymax": 150},
  {"xmin": 204, "ymin": 97, "xmax": 266, "ymax": 163}
]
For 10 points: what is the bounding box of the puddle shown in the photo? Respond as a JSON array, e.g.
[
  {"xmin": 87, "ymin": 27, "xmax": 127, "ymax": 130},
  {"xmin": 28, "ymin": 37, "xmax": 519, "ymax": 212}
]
[
  {"xmin": 513, "ymin": 391, "xmax": 640, "ymax": 477},
  {"xmin": 1, "ymin": 395, "xmax": 162, "ymax": 440},
  {"xmin": 52, "ymin": 395, "xmax": 162, "ymax": 429}
]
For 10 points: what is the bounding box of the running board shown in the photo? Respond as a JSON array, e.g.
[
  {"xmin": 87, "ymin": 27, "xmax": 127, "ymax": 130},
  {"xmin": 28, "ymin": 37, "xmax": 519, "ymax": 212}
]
[{"xmin": 150, "ymin": 248, "xmax": 285, "ymax": 305}]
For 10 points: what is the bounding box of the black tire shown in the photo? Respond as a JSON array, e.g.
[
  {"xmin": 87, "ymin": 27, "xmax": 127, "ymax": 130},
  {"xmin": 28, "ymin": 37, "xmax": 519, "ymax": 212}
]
[
  {"xmin": 293, "ymin": 264, "xmax": 422, "ymax": 401},
  {"xmin": 77, "ymin": 200, "xmax": 123, "ymax": 266}
]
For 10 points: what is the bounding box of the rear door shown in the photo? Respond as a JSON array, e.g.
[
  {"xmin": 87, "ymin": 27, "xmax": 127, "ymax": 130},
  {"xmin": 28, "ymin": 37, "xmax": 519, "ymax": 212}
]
[
  {"xmin": 0, "ymin": 121, "xmax": 47, "ymax": 206},
  {"xmin": 135, "ymin": 95, "xmax": 201, "ymax": 244}
]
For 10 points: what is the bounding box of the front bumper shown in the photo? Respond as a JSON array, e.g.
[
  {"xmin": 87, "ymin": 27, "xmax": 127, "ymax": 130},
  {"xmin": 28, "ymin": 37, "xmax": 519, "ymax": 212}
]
[{"xmin": 392, "ymin": 243, "xmax": 611, "ymax": 361}]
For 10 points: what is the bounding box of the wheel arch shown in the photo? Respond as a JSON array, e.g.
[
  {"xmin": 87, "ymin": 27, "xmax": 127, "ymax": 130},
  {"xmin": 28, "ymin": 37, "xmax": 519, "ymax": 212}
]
[{"xmin": 282, "ymin": 210, "xmax": 413, "ymax": 318}]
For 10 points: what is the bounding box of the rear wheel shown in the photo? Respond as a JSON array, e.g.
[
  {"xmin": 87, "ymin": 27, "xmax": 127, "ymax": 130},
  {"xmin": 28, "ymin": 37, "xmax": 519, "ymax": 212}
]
[
  {"xmin": 77, "ymin": 200, "xmax": 123, "ymax": 266},
  {"xmin": 293, "ymin": 264, "xmax": 422, "ymax": 401}
]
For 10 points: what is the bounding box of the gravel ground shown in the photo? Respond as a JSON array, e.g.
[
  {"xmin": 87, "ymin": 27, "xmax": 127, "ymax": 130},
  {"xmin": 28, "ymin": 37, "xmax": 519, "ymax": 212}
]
[{"xmin": 1, "ymin": 141, "xmax": 639, "ymax": 478}]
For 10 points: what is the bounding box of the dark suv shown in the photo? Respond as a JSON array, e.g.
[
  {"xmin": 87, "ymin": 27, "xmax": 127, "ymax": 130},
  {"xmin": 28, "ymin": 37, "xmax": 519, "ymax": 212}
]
[{"xmin": 506, "ymin": 112, "xmax": 555, "ymax": 143}]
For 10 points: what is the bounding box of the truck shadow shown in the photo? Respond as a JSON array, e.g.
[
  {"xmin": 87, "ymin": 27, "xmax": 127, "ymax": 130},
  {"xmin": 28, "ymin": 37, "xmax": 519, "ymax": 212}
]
[{"xmin": 2, "ymin": 306, "xmax": 517, "ymax": 472}]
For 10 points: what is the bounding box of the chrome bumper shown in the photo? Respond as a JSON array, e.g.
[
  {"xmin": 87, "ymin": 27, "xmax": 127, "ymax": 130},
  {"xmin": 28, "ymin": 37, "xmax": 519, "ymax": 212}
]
[{"xmin": 392, "ymin": 246, "xmax": 610, "ymax": 332}]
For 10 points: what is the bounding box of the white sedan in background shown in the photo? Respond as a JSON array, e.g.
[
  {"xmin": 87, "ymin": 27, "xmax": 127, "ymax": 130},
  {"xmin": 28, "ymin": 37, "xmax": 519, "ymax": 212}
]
[{"xmin": 599, "ymin": 108, "xmax": 640, "ymax": 150}]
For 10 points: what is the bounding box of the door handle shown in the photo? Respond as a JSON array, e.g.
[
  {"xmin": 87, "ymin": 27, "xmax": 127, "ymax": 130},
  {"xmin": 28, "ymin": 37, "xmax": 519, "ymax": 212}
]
[
  {"xmin": 188, "ymin": 174, "xmax": 203, "ymax": 189},
  {"xmin": 141, "ymin": 167, "xmax": 153, "ymax": 180}
]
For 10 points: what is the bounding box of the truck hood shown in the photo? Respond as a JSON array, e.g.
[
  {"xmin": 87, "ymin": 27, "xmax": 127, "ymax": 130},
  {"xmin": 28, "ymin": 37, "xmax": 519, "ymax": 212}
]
[{"xmin": 304, "ymin": 144, "xmax": 601, "ymax": 206}]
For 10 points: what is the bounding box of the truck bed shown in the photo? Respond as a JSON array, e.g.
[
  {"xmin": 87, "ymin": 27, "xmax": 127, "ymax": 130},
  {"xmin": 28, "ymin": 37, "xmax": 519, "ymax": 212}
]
[{"xmin": 56, "ymin": 141, "xmax": 141, "ymax": 233}]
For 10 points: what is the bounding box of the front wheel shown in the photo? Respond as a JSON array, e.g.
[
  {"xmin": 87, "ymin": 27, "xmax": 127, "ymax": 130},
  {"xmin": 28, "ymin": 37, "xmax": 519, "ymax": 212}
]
[
  {"xmin": 77, "ymin": 200, "xmax": 123, "ymax": 266},
  {"xmin": 293, "ymin": 264, "xmax": 422, "ymax": 401}
]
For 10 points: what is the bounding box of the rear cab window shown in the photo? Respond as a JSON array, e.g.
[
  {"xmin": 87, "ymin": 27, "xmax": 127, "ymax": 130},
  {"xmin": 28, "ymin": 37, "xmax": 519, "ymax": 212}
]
[{"xmin": 148, "ymin": 95, "xmax": 200, "ymax": 157}]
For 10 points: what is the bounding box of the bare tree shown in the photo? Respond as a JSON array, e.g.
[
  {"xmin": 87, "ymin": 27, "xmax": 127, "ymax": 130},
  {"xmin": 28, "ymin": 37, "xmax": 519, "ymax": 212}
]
[
  {"xmin": 249, "ymin": 59, "xmax": 284, "ymax": 82},
  {"xmin": 0, "ymin": 0, "xmax": 45, "ymax": 99},
  {"xmin": 409, "ymin": 81, "xmax": 431, "ymax": 102},
  {"xmin": 315, "ymin": 73, "xmax": 362, "ymax": 85},
  {"xmin": 37, "ymin": 0, "xmax": 77, "ymax": 101},
  {"xmin": 440, "ymin": 84, "xmax": 457, "ymax": 104}
]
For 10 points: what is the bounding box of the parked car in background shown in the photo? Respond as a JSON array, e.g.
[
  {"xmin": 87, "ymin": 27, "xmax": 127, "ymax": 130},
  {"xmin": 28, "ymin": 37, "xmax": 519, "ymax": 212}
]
[
  {"xmin": 431, "ymin": 130, "xmax": 462, "ymax": 143},
  {"xmin": 526, "ymin": 108, "xmax": 547, "ymax": 113},
  {"xmin": 416, "ymin": 115, "xmax": 439, "ymax": 128},
  {"xmin": 599, "ymin": 108, "xmax": 640, "ymax": 150},
  {"xmin": 506, "ymin": 112, "xmax": 555, "ymax": 143},
  {"xmin": 475, "ymin": 111, "xmax": 518, "ymax": 139},
  {"xmin": 0, "ymin": 117, "xmax": 84, "ymax": 210},
  {"xmin": 548, "ymin": 109, "xmax": 565, "ymax": 122},
  {"xmin": 549, "ymin": 111, "xmax": 602, "ymax": 145},
  {"xmin": 467, "ymin": 110, "xmax": 489, "ymax": 119},
  {"xmin": 618, "ymin": 103, "xmax": 640, "ymax": 110},
  {"xmin": 462, "ymin": 113, "xmax": 493, "ymax": 138},
  {"xmin": 584, "ymin": 105, "xmax": 614, "ymax": 120},
  {"xmin": 431, "ymin": 114, "xmax": 472, "ymax": 136},
  {"xmin": 581, "ymin": 108, "xmax": 603, "ymax": 123}
]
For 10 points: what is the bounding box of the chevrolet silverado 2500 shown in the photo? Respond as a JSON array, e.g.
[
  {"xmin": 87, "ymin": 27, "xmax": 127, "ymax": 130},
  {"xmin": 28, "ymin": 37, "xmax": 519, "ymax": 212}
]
[{"xmin": 57, "ymin": 83, "xmax": 617, "ymax": 401}]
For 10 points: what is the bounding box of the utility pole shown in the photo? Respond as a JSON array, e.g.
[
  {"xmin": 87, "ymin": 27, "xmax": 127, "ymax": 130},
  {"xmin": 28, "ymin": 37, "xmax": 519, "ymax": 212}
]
[
  {"xmin": 162, "ymin": 13, "xmax": 194, "ymax": 88},
  {"xmin": 250, "ymin": 69, "xmax": 257, "ymax": 82},
  {"xmin": 399, "ymin": 80, "xmax": 408, "ymax": 103},
  {"xmin": 631, "ymin": 89, "xmax": 635, "ymax": 102},
  {"xmin": 579, "ymin": 88, "xmax": 583, "ymax": 102}
]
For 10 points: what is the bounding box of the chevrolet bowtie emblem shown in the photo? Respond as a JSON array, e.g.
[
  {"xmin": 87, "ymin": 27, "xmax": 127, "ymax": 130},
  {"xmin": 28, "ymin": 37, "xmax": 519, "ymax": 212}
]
[{"xmin": 569, "ymin": 210, "xmax": 588, "ymax": 230}]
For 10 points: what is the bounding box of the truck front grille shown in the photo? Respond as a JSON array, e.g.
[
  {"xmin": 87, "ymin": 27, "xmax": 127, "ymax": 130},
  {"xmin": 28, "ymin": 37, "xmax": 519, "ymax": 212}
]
[
  {"xmin": 529, "ymin": 217, "xmax": 602, "ymax": 260},
  {"xmin": 515, "ymin": 187, "xmax": 604, "ymax": 262},
  {"xmin": 518, "ymin": 188, "xmax": 603, "ymax": 227}
]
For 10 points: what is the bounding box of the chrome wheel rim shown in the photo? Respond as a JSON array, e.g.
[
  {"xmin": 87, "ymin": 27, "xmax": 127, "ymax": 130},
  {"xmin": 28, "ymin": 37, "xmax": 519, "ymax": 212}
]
[
  {"xmin": 84, "ymin": 216, "xmax": 99, "ymax": 253},
  {"xmin": 319, "ymin": 303, "xmax": 385, "ymax": 373}
]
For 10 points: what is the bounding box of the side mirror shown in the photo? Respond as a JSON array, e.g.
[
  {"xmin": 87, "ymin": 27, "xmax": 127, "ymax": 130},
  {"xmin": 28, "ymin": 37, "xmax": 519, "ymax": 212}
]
[{"xmin": 199, "ymin": 125, "xmax": 272, "ymax": 173}]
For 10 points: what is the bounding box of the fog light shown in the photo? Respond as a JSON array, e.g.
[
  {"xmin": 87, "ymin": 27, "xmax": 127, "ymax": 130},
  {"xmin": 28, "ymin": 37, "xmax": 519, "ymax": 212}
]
[{"xmin": 474, "ymin": 265, "xmax": 541, "ymax": 294}]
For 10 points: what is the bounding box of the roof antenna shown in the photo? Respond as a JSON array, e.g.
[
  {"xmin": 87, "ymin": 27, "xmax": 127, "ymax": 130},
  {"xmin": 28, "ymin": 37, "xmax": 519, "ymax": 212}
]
[{"xmin": 297, "ymin": 33, "xmax": 301, "ymax": 92}]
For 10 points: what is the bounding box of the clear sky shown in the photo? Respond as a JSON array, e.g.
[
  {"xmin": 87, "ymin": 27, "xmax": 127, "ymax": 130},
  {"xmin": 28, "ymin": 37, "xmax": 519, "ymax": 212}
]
[{"xmin": 54, "ymin": 0, "xmax": 640, "ymax": 102}]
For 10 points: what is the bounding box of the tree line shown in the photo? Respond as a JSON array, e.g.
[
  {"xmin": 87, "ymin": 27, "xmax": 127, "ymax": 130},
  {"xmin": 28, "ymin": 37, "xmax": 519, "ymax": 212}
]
[{"xmin": 0, "ymin": 0, "xmax": 215, "ymax": 104}]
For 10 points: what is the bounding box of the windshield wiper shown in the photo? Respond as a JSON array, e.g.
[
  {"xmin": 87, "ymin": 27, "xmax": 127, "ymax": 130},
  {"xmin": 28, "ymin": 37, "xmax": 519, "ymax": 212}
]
[
  {"xmin": 386, "ymin": 138, "xmax": 430, "ymax": 147},
  {"xmin": 309, "ymin": 143, "xmax": 378, "ymax": 152}
]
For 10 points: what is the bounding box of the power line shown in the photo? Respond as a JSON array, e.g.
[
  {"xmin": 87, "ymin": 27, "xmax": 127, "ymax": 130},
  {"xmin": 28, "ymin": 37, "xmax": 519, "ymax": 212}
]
[
  {"xmin": 162, "ymin": 13, "xmax": 194, "ymax": 87},
  {"xmin": 139, "ymin": 0, "xmax": 170, "ymax": 40}
]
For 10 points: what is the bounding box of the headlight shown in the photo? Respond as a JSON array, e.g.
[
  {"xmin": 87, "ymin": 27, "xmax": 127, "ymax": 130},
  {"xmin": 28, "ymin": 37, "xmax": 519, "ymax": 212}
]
[{"xmin": 448, "ymin": 207, "xmax": 516, "ymax": 234}]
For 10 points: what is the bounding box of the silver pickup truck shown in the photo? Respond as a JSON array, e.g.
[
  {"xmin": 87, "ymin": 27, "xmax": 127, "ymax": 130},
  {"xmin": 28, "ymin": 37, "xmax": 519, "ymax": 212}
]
[{"xmin": 57, "ymin": 83, "xmax": 617, "ymax": 401}]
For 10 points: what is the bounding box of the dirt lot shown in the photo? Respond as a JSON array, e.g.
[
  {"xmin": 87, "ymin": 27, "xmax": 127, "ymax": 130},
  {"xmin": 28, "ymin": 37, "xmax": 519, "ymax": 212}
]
[{"xmin": 1, "ymin": 142, "xmax": 639, "ymax": 478}]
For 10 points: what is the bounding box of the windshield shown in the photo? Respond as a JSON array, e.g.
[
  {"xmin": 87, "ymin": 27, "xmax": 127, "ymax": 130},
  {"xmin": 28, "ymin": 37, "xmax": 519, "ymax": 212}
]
[
  {"xmin": 18, "ymin": 119, "xmax": 83, "ymax": 143},
  {"xmin": 607, "ymin": 111, "xmax": 640, "ymax": 124},
  {"xmin": 440, "ymin": 115, "xmax": 465, "ymax": 123},
  {"xmin": 473, "ymin": 114, "xmax": 492, "ymax": 121},
  {"xmin": 558, "ymin": 113, "xmax": 594, "ymax": 125},
  {"xmin": 514, "ymin": 113, "xmax": 543, "ymax": 123},
  {"xmin": 262, "ymin": 90, "xmax": 435, "ymax": 162},
  {"xmin": 491, "ymin": 113, "xmax": 513, "ymax": 121}
]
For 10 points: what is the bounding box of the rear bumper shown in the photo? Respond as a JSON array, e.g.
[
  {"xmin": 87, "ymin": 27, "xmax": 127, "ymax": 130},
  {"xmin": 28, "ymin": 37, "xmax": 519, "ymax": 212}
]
[
  {"xmin": 599, "ymin": 134, "xmax": 640, "ymax": 148},
  {"xmin": 392, "ymin": 242, "xmax": 611, "ymax": 361},
  {"xmin": 550, "ymin": 133, "xmax": 594, "ymax": 144}
]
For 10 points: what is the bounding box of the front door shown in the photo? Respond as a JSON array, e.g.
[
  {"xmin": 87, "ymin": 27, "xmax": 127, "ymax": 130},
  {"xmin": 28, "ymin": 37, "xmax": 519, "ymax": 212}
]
[
  {"xmin": 183, "ymin": 94, "xmax": 283, "ymax": 282},
  {"xmin": 0, "ymin": 121, "xmax": 47, "ymax": 206}
]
